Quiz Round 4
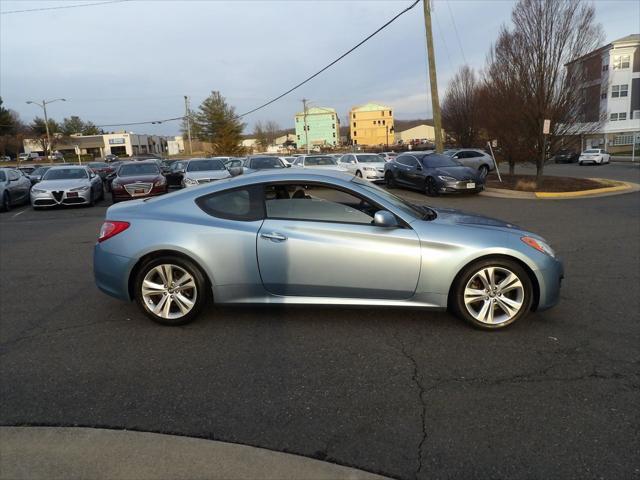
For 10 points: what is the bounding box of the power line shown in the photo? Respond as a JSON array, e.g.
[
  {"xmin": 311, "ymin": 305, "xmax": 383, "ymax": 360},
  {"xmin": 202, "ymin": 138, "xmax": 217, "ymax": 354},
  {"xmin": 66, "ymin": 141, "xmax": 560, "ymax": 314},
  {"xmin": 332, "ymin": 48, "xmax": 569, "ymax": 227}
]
[
  {"xmin": 445, "ymin": 0, "xmax": 468, "ymax": 65},
  {"xmin": 95, "ymin": 116, "xmax": 184, "ymax": 128},
  {"xmin": 237, "ymin": 0, "xmax": 421, "ymax": 118},
  {"xmin": 0, "ymin": 0, "xmax": 130, "ymax": 15},
  {"xmin": 432, "ymin": 5, "xmax": 453, "ymax": 73}
]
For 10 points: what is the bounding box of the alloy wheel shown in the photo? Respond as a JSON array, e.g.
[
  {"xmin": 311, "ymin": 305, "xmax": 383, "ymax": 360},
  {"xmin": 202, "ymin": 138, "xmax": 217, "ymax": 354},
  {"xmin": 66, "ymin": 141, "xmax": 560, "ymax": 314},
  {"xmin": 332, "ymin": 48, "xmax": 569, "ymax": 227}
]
[
  {"xmin": 141, "ymin": 264, "xmax": 197, "ymax": 319},
  {"xmin": 463, "ymin": 266, "xmax": 525, "ymax": 325}
]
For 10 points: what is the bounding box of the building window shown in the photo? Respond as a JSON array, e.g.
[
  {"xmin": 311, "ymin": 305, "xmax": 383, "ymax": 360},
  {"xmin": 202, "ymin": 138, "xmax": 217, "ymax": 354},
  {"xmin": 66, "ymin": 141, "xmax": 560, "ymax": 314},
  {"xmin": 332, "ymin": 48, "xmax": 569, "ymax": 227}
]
[
  {"xmin": 332, "ymin": 123, "xmax": 335, "ymax": 129},
  {"xmin": 389, "ymin": 110, "xmax": 392, "ymax": 116},
  {"xmin": 333, "ymin": 132, "xmax": 336, "ymax": 137},
  {"xmin": 602, "ymin": 64, "xmax": 608, "ymax": 72},
  {"xmin": 332, "ymin": 115, "xmax": 335, "ymax": 120},
  {"xmin": 382, "ymin": 120, "xmax": 386, "ymax": 125},
  {"xmin": 601, "ymin": 92, "xmax": 607, "ymax": 100},
  {"xmin": 614, "ymin": 134, "xmax": 633, "ymax": 146},
  {"xmin": 612, "ymin": 54, "xmax": 630, "ymax": 70},
  {"xmin": 610, "ymin": 113, "xmax": 618, "ymax": 121},
  {"xmin": 296, "ymin": 117, "xmax": 299, "ymax": 122},
  {"xmin": 353, "ymin": 113, "xmax": 356, "ymax": 119},
  {"xmin": 381, "ymin": 111, "xmax": 385, "ymax": 116},
  {"xmin": 634, "ymin": 110, "xmax": 640, "ymax": 119},
  {"xmin": 353, "ymin": 131, "xmax": 357, "ymax": 136},
  {"xmin": 619, "ymin": 112, "xmax": 627, "ymax": 121},
  {"xmin": 619, "ymin": 84, "xmax": 628, "ymax": 97},
  {"xmin": 353, "ymin": 122, "xmax": 356, "ymax": 128},
  {"xmin": 611, "ymin": 85, "xmax": 628, "ymax": 98},
  {"xmin": 297, "ymin": 135, "xmax": 300, "ymax": 140}
]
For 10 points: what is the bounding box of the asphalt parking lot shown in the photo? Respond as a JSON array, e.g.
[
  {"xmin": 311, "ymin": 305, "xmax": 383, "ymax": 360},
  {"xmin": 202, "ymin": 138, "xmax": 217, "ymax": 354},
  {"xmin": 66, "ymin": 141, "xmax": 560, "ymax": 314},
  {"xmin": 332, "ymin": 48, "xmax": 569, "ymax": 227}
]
[{"xmin": 1, "ymin": 162, "xmax": 639, "ymax": 479}]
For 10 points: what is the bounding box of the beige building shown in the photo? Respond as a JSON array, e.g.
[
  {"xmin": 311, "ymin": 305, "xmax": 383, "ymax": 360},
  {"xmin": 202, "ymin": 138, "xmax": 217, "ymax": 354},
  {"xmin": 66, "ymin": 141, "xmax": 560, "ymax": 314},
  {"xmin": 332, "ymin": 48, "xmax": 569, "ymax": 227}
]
[
  {"xmin": 395, "ymin": 124, "xmax": 444, "ymax": 143},
  {"xmin": 349, "ymin": 103, "xmax": 394, "ymax": 146}
]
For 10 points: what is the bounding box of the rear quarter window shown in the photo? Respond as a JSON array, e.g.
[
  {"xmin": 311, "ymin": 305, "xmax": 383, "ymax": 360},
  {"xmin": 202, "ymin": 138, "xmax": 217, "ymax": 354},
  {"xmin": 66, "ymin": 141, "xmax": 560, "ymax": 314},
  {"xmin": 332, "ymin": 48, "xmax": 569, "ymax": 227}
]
[{"xmin": 196, "ymin": 185, "xmax": 264, "ymax": 221}]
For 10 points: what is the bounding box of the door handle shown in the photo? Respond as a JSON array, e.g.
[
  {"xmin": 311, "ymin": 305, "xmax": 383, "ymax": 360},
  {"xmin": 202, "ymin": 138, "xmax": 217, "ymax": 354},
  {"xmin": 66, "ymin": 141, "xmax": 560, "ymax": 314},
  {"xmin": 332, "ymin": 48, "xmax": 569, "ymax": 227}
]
[{"xmin": 261, "ymin": 232, "xmax": 287, "ymax": 242}]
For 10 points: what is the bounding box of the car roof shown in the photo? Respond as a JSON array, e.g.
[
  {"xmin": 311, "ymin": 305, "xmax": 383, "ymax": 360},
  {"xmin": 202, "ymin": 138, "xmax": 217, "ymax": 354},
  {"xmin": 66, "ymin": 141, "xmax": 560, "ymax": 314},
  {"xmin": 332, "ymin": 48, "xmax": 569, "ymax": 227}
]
[{"xmin": 47, "ymin": 165, "xmax": 88, "ymax": 170}]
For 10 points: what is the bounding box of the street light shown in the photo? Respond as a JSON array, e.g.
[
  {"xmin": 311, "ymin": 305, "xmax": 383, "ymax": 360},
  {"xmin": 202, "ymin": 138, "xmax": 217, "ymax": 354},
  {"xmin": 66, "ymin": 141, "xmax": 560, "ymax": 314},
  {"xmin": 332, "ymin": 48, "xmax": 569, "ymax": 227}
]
[{"xmin": 26, "ymin": 98, "xmax": 67, "ymax": 162}]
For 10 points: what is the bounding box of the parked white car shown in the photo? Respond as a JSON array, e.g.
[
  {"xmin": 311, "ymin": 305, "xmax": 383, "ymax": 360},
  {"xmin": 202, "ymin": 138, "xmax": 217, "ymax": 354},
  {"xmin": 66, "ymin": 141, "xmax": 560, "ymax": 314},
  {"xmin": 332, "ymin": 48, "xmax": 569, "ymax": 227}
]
[
  {"xmin": 578, "ymin": 149, "xmax": 610, "ymax": 165},
  {"xmin": 442, "ymin": 149, "xmax": 495, "ymax": 177},
  {"xmin": 338, "ymin": 153, "xmax": 386, "ymax": 182}
]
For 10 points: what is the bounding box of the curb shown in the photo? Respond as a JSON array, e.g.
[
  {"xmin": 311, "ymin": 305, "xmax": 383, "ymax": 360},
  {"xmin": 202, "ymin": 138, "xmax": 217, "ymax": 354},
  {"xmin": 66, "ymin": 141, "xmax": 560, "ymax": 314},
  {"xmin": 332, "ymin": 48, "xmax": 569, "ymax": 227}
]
[
  {"xmin": 0, "ymin": 426, "xmax": 392, "ymax": 480},
  {"xmin": 481, "ymin": 179, "xmax": 639, "ymax": 200}
]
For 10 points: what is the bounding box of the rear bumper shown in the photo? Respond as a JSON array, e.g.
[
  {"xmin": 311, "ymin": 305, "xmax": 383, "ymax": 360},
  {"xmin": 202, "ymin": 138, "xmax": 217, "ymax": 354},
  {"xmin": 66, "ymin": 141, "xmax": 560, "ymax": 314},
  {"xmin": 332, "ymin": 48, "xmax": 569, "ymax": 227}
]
[{"xmin": 93, "ymin": 244, "xmax": 134, "ymax": 301}]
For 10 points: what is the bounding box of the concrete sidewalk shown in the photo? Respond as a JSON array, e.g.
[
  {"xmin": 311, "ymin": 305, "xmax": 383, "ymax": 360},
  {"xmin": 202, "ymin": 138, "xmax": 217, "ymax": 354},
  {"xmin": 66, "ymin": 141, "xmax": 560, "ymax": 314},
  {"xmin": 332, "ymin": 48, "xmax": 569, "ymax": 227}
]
[{"xmin": 0, "ymin": 427, "xmax": 392, "ymax": 480}]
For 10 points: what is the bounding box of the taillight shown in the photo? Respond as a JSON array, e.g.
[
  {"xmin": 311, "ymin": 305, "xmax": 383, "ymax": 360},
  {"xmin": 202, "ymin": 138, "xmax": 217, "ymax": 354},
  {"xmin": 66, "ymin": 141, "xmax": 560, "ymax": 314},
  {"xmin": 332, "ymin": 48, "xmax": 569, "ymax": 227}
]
[{"xmin": 98, "ymin": 221, "xmax": 130, "ymax": 242}]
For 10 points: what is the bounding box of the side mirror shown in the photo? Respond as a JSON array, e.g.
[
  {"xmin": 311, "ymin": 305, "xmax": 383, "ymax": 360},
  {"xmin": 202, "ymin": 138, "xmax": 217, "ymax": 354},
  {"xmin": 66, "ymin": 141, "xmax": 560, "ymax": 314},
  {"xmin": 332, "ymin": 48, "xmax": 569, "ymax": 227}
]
[
  {"xmin": 452, "ymin": 155, "xmax": 459, "ymax": 159},
  {"xmin": 373, "ymin": 210, "xmax": 398, "ymax": 228}
]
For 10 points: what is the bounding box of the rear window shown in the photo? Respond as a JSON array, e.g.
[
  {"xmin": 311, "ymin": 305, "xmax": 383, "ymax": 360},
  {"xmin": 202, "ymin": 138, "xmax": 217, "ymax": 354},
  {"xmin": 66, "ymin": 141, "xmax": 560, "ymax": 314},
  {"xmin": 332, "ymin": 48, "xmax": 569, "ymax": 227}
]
[
  {"xmin": 305, "ymin": 156, "xmax": 337, "ymax": 166},
  {"xmin": 118, "ymin": 163, "xmax": 159, "ymax": 176},
  {"xmin": 196, "ymin": 185, "xmax": 264, "ymax": 221},
  {"xmin": 188, "ymin": 159, "xmax": 225, "ymax": 172},
  {"xmin": 584, "ymin": 149, "xmax": 600, "ymax": 154}
]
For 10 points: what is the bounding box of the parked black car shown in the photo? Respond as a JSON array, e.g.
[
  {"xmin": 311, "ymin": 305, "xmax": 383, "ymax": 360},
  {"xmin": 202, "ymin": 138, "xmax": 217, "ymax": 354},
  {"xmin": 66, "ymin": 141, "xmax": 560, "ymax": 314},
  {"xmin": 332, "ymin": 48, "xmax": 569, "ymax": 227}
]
[
  {"xmin": 165, "ymin": 160, "xmax": 187, "ymax": 188},
  {"xmin": 553, "ymin": 149, "xmax": 579, "ymax": 163},
  {"xmin": 384, "ymin": 153, "xmax": 483, "ymax": 196}
]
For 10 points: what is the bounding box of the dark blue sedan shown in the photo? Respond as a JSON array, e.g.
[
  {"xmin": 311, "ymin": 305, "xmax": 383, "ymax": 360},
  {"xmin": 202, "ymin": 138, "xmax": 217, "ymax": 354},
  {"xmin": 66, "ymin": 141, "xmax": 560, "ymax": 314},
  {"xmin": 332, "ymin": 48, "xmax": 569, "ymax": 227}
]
[{"xmin": 384, "ymin": 153, "xmax": 483, "ymax": 196}]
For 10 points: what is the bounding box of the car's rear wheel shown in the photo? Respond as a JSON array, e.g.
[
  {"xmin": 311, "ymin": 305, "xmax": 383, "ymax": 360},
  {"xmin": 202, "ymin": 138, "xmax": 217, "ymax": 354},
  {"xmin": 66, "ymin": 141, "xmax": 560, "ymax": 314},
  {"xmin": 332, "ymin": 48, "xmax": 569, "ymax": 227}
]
[
  {"xmin": 134, "ymin": 256, "xmax": 208, "ymax": 326},
  {"xmin": 385, "ymin": 172, "xmax": 396, "ymax": 187},
  {"xmin": 451, "ymin": 258, "xmax": 533, "ymax": 330}
]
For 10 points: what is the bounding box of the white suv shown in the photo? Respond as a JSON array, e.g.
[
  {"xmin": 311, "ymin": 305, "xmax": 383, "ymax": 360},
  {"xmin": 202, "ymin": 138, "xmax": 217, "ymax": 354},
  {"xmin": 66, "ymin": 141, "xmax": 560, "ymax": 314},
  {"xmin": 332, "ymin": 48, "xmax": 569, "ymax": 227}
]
[{"xmin": 442, "ymin": 149, "xmax": 495, "ymax": 177}]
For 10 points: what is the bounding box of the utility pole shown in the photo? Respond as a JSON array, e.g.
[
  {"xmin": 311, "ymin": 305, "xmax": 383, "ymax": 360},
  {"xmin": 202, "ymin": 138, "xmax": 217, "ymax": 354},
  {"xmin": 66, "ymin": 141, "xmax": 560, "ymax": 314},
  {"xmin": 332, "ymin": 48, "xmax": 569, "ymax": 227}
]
[
  {"xmin": 26, "ymin": 98, "xmax": 66, "ymax": 162},
  {"xmin": 422, "ymin": 0, "xmax": 443, "ymax": 153},
  {"xmin": 302, "ymin": 98, "xmax": 310, "ymax": 154},
  {"xmin": 184, "ymin": 95, "xmax": 193, "ymax": 155}
]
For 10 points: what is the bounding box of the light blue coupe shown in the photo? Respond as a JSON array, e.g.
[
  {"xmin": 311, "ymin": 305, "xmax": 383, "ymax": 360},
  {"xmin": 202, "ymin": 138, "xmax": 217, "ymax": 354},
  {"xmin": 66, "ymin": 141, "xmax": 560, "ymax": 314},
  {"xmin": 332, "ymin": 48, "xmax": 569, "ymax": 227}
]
[{"xmin": 94, "ymin": 170, "xmax": 563, "ymax": 330}]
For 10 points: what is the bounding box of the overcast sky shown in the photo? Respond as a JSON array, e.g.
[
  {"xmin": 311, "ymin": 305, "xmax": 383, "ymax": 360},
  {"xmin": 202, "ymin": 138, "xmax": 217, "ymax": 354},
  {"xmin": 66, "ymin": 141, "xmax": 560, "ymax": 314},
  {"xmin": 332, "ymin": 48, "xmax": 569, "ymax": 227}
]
[{"xmin": 1, "ymin": 0, "xmax": 638, "ymax": 136}]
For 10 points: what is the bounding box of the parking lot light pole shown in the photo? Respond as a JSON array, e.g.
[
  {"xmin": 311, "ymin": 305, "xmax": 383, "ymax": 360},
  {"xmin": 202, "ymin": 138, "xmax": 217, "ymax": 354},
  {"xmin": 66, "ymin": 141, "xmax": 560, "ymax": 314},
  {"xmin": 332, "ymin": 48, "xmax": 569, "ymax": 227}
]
[{"xmin": 26, "ymin": 98, "xmax": 66, "ymax": 162}]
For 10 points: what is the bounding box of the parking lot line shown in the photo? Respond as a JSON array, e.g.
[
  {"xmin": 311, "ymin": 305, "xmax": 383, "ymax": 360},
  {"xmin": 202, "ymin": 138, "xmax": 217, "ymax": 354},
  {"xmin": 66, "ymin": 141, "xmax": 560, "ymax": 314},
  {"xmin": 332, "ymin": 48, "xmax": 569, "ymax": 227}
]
[{"xmin": 12, "ymin": 207, "xmax": 28, "ymax": 218}]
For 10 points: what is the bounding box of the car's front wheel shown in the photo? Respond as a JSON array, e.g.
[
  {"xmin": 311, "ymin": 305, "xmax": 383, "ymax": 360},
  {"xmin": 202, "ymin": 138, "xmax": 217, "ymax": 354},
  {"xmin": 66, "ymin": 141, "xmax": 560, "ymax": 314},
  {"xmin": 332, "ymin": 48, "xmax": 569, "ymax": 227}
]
[
  {"xmin": 1, "ymin": 192, "xmax": 10, "ymax": 212},
  {"xmin": 134, "ymin": 256, "xmax": 208, "ymax": 326},
  {"xmin": 385, "ymin": 171, "xmax": 396, "ymax": 187},
  {"xmin": 478, "ymin": 165, "xmax": 489, "ymax": 178},
  {"xmin": 450, "ymin": 258, "xmax": 533, "ymax": 330}
]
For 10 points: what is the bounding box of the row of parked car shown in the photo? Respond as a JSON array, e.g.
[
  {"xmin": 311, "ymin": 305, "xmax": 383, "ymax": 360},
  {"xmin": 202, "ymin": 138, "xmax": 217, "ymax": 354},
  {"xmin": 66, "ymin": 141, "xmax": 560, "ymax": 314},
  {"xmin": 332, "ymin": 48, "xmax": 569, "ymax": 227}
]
[{"xmin": 0, "ymin": 149, "xmax": 498, "ymax": 212}]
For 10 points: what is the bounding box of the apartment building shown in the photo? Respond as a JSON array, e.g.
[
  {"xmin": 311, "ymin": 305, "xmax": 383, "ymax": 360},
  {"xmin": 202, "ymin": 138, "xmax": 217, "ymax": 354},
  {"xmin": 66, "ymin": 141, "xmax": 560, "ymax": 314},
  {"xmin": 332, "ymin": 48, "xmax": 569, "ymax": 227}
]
[
  {"xmin": 294, "ymin": 107, "xmax": 340, "ymax": 148},
  {"xmin": 567, "ymin": 34, "xmax": 640, "ymax": 152},
  {"xmin": 349, "ymin": 103, "xmax": 394, "ymax": 146}
]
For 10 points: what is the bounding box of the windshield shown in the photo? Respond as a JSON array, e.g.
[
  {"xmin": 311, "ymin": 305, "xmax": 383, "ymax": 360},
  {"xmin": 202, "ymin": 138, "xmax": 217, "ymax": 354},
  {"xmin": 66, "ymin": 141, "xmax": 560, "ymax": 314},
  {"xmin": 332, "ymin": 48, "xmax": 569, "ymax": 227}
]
[
  {"xmin": 250, "ymin": 157, "xmax": 284, "ymax": 169},
  {"xmin": 422, "ymin": 156, "xmax": 462, "ymax": 168},
  {"xmin": 31, "ymin": 167, "xmax": 50, "ymax": 176},
  {"xmin": 355, "ymin": 154, "xmax": 382, "ymax": 163},
  {"xmin": 43, "ymin": 168, "xmax": 88, "ymax": 180},
  {"xmin": 352, "ymin": 177, "xmax": 433, "ymax": 219},
  {"xmin": 305, "ymin": 156, "xmax": 337, "ymax": 166},
  {"xmin": 118, "ymin": 163, "xmax": 160, "ymax": 176},
  {"xmin": 187, "ymin": 159, "xmax": 225, "ymax": 171}
]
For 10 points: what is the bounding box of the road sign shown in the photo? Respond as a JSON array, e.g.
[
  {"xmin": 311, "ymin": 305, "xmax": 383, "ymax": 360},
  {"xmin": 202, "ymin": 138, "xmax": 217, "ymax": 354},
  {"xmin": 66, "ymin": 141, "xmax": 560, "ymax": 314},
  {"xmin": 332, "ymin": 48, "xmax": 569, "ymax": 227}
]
[{"xmin": 543, "ymin": 119, "xmax": 551, "ymax": 135}]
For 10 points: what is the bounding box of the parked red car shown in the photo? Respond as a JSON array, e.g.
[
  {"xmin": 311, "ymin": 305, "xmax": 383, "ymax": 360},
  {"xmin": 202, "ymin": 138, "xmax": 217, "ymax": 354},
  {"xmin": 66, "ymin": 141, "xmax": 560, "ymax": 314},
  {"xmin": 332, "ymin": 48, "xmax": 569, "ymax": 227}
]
[
  {"xmin": 87, "ymin": 161, "xmax": 114, "ymax": 180},
  {"xmin": 110, "ymin": 161, "xmax": 167, "ymax": 203}
]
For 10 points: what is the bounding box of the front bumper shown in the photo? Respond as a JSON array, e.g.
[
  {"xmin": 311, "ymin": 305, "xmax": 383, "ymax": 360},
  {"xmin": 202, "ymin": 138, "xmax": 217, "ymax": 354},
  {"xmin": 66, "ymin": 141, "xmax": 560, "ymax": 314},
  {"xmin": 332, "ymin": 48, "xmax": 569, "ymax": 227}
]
[
  {"xmin": 112, "ymin": 185, "xmax": 167, "ymax": 201},
  {"xmin": 438, "ymin": 180, "xmax": 483, "ymax": 194},
  {"xmin": 362, "ymin": 170, "xmax": 385, "ymax": 182},
  {"xmin": 533, "ymin": 256, "xmax": 564, "ymax": 311},
  {"xmin": 31, "ymin": 189, "xmax": 91, "ymax": 207}
]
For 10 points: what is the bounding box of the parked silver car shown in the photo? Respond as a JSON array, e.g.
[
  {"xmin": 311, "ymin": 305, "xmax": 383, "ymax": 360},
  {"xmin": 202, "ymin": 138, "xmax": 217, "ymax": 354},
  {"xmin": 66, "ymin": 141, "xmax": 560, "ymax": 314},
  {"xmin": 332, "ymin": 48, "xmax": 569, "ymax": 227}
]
[
  {"xmin": 182, "ymin": 158, "xmax": 231, "ymax": 187},
  {"xmin": 290, "ymin": 155, "xmax": 348, "ymax": 172},
  {"xmin": 94, "ymin": 170, "xmax": 563, "ymax": 330},
  {"xmin": 30, "ymin": 166, "xmax": 103, "ymax": 208},
  {"xmin": 442, "ymin": 149, "xmax": 495, "ymax": 177},
  {"xmin": 0, "ymin": 168, "xmax": 32, "ymax": 212},
  {"xmin": 339, "ymin": 153, "xmax": 386, "ymax": 182}
]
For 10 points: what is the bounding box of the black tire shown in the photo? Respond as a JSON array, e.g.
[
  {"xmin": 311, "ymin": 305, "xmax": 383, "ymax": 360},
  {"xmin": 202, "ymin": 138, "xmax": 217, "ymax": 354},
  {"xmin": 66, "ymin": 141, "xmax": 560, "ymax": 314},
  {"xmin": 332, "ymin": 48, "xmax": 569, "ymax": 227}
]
[
  {"xmin": 425, "ymin": 177, "xmax": 438, "ymax": 196},
  {"xmin": 1, "ymin": 192, "xmax": 10, "ymax": 212},
  {"xmin": 88, "ymin": 191, "xmax": 95, "ymax": 207},
  {"xmin": 479, "ymin": 165, "xmax": 489, "ymax": 178},
  {"xmin": 134, "ymin": 255, "xmax": 209, "ymax": 326},
  {"xmin": 355, "ymin": 170, "xmax": 362, "ymax": 178},
  {"xmin": 450, "ymin": 257, "xmax": 533, "ymax": 330},
  {"xmin": 385, "ymin": 172, "xmax": 396, "ymax": 187},
  {"xmin": 578, "ymin": 161, "xmax": 583, "ymax": 166}
]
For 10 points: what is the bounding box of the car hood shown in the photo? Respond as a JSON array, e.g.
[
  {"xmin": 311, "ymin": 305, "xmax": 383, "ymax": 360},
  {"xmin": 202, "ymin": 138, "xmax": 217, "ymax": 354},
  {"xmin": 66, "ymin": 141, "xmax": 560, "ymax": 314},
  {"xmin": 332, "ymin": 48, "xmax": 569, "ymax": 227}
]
[
  {"xmin": 115, "ymin": 174, "xmax": 161, "ymax": 184},
  {"xmin": 433, "ymin": 166, "xmax": 478, "ymax": 180},
  {"xmin": 432, "ymin": 207, "xmax": 521, "ymax": 231},
  {"xmin": 36, "ymin": 178, "xmax": 90, "ymax": 190},
  {"xmin": 184, "ymin": 170, "xmax": 231, "ymax": 180},
  {"xmin": 359, "ymin": 162, "xmax": 386, "ymax": 169},
  {"xmin": 304, "ymin": 165, "xmax": 347, "ymax": 171}
]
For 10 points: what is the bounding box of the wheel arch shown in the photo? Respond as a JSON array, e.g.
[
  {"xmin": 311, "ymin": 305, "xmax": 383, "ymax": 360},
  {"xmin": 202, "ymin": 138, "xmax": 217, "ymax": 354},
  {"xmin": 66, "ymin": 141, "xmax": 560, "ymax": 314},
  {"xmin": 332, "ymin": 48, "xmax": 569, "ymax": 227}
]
[
  {"xmin": 128, "ymin": 249, "xmax": 214, "ymax": 301},
  {"xmin": 447, "ymin": 254, "xmax": 540, "ymax": 311}
]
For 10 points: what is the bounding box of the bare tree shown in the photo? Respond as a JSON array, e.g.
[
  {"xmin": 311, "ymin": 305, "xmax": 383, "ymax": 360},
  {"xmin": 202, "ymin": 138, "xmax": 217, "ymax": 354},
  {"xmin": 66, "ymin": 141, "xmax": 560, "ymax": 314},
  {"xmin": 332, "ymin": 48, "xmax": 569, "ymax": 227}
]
[
  {"xmin": 253, "ymin": 121, "xmax": 269, "ymax": 149},
  {"xmin": 441, "ymin": 65, "xmax": 480, "ymax": 148},
  {"xmin": 264, "ymin": 120, "xmax": 281, "ymax": 146},
  {"xmin": 481, "ymin": 0, "xmax": 603, "ymax": 182}
]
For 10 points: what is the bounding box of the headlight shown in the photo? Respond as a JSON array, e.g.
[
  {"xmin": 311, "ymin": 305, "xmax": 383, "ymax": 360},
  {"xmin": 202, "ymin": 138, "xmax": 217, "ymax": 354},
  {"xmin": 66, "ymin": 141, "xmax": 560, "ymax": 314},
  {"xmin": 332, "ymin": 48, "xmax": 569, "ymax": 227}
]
[
  {"xmin": 155, "ymin": 177, "xmax": 166, "ymax": 186},
  {"xmin": 363, "ymin": 167, "xmax": 376, "ymax": 171},
  {"xmin": 521, "ymin": 236, "xmax": 556, "ymax": 257},
  {"xmin": 438, "ymin": 175, "xmax": 457, "ymax": 182},
  {"xmin": 31, "ymin": 188, "xmax": 46, "ymax": 194},
  {"xmin": 70, "ymin": 186, "xmax": 90, "ymax": 192}
]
